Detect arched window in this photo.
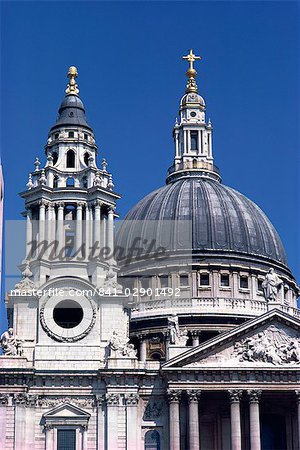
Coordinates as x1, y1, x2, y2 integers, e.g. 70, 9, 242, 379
66, 150, 75, 168
52, 151, 58, 166
66, 177, 75, 187
84, 152, 90, 166
145, 430, 160, 450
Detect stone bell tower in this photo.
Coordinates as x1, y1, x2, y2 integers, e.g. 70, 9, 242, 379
5, 67, 130, 371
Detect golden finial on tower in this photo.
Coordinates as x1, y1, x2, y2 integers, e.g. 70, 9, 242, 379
65, 66, 79, 96
182, 49, 201, 93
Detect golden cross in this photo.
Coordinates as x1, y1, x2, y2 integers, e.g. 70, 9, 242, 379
182, 49, 201, 72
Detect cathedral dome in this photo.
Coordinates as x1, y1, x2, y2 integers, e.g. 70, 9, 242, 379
116, 177, 289, 272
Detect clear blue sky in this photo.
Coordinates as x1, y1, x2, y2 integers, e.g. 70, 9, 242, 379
0, 1, 299, 330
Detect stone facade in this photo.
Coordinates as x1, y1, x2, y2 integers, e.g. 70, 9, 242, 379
0, 57, 299, 450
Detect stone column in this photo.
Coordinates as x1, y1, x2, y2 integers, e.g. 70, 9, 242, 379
125, 393, 139, 450
247, 390, 262, 450
106, 393, 120, 450
46, 203, 55, 258
85, 204, 90, 260
107, 206, 115, 259
191, 330, 201, 347
229, 390, 243, 450
82, 425, 88, 450
44, 424, 54, 450
0, 395, 9, 450
138, 334, 147, 362
168, 389, 181, 450
38, 200, 46, 245
56, 202, 64, 257
26, 207, 33, 258
95, 395, 105, 450
296, 391, 300, 450
76, 202, 84, 256
93, 200, 102, 248
187, 390, 201, 450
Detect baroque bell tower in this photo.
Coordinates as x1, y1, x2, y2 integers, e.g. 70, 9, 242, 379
6, 67, 130, 371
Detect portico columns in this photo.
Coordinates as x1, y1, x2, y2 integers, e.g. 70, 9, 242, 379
95, 395, 105, 450
187, 390, 201, 450
125, 393, 139, 450
247, 390, 262, 450
296, 390, 300, 450
167, 389, 181, 450
229, 390, 242, 450
106, 393, 120, 450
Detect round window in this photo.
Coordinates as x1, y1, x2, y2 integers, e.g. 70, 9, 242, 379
53, 300, 83, 329
190, 111, 197, 117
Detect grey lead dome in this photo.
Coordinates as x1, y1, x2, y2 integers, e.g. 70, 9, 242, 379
117, 177, 288, 269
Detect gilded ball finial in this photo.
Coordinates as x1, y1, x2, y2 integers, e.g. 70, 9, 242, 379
65, 65, 79, 96
68, 66, 78, 78
182, 49, 201, 93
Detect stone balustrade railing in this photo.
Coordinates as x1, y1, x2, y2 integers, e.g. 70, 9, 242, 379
131, 297, 300, 319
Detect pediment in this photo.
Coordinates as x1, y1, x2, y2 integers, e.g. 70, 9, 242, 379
162, 309, 300, 370
43, 402, 91, 419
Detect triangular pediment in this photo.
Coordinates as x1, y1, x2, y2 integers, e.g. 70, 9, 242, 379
162, 309, 300, 370
43, 402, 91, 419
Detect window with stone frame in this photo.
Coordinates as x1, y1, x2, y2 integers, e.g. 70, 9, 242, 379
179, 274, 189, 286
199, 272, 210, 286
220, 273, 230, 287
240, 275, 249, 289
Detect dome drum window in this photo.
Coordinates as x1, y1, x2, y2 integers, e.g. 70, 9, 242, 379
159, 276, 169, 288
179, 274, 189, 287
240, 275, 249, 290
199, 273, 210, 287
220, 274, 230, 288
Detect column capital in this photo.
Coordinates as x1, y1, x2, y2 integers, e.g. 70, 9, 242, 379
56, 201, 65, 209
186, 389, 201, 403
93, 394, 106, 407
105, 392, 120, 406
108, 204, 116, 213
191, 330, 201, 338
93, 199, 103, 208
247, 389, 262, 403
124, 393, 139, 406
167, 389, 182, 403
0, 393, 9, 405
228, 389, 243, 403
38, 199, 48, 208
44, 424, 53, 432
77, 201, 85, 209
